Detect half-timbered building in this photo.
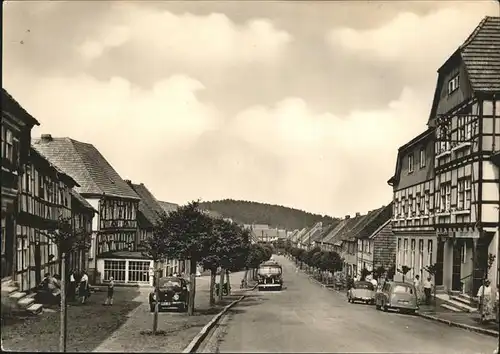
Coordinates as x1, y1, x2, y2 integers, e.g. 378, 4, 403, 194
15, 148, 78, 291
388, 129, 438, 283
1, 89, 39, 280
32, 135, 141, 284
69, 190, 96, 273
427, 16, 500, 296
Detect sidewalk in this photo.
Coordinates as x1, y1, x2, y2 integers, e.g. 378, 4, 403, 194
418, 299, 499, 337
93, 271, 249, 353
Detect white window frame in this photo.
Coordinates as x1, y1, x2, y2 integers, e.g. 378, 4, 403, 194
419, 148, 426, 168
427, 240, 433, 266
464, 179, 472, 209
418, 240, 424, 275
104, 260, 126, 282
408, 154, 414, 173
128, 261, 151, 283
448, 75, 459, 95
461, 244, 467, 264
403, 239, 408, 266
457, 180, 465, 210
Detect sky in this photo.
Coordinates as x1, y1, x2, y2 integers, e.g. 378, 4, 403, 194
3, 1, 499, 218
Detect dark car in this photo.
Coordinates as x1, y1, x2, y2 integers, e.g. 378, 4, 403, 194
149, 276, 189, 312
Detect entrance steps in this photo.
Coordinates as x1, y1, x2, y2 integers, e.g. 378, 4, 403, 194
438, 292, 477, 313
1, 279, 44, 315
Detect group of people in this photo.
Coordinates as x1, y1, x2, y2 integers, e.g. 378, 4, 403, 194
36, 269, 91, 306
412, 275, 434, 305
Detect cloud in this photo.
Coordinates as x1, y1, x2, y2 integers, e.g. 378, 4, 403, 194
5, 68, 427, 216
326, 4, 495, 64
77, 6, 292, 64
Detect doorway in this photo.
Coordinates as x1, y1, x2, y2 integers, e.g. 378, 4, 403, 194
452, 240, 462, 291
435, 240, 444, 285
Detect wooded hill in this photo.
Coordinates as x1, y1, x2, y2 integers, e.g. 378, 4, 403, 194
199, 199, 338, 230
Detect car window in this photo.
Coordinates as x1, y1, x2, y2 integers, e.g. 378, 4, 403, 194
393, 285, 413, 294
159, 278, 182, 287
258, 266, 282, 275
354, 282, 374, 290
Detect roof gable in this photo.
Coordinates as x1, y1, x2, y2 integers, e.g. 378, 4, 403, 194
128, 182, 166, 225
32, 136, 139, 200
352, 203, 393, 240
158, 201, 179, 214
70, 189, 97, 213
2, 88, 40, 127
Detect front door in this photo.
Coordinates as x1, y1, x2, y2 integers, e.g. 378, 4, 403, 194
1, 213, 15, 279
435, 240, 444, 285
452, 241, 462, 291
34, 240, 42, 286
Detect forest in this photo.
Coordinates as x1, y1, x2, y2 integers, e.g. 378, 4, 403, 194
200, 199, 339, 230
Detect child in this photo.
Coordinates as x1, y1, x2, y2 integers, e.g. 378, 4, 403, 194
104, 277, 114, 306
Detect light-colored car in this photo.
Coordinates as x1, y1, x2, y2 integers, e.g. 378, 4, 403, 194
375, 281, 418, 314
347, 281, 375, 304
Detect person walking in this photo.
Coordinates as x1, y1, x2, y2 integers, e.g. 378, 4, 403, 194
413, 275, 422, 304
423, 276, 433, 305
79, 270, 89, 304
476, 279, 495, 323
104, 277, 115, 306
68, 270, 77, 302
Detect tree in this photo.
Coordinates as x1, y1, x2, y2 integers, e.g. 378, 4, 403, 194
141, 213, 170, 335
360, 268, 372, 281
386, 264, 396, 281
160, 201, 214, 316
47, 214, 91, 352
397, 265, 412, 283
317, 251, 343, 283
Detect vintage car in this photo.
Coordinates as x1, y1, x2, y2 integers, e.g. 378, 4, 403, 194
347, 280, 375, 304
258, 261, 283, 291
375, 281, 418, 314
149, 276, 189, 312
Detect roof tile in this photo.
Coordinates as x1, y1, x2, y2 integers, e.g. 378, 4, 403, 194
32, 137, 139, 200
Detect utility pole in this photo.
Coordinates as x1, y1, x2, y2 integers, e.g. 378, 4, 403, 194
59, 252, 67, 353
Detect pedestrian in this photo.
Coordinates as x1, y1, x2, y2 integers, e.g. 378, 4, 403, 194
370, 276, 378, 289
68, 270, 76, 302
104, 277, 115, 306
79, 270, 89, 304
476, 279, 495, 323
413, 275, 422, 304
423, 276, 433, 305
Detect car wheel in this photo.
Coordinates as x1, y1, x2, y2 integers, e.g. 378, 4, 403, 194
382, 302, 388, 312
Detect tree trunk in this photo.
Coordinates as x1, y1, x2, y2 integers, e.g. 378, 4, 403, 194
209, 268, 216, 306
59, 252, 67, 353
226, 270, 231, 295
188, 258, 197, 316
153, 263, 159, 335
218, 268, 225, 302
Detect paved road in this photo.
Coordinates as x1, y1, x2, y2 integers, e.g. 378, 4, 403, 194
209, 256, 498, 354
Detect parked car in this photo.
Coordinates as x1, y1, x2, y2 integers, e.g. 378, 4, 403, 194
149, 276, 189, 312
375, 281, 418, 314
347, 280, 375, 304
257, 261, 283, 291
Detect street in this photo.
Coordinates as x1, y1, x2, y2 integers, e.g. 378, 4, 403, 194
207, 256, 498, 354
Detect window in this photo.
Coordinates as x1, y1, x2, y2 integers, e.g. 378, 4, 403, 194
408, 154, 414, 173
411, 239, 416, 276
457, 179, 465, 210
128, 261, 151, 283
104, 260, 126, 282
4, 128, 14, 162
448, 75, 459, 95
393, 285, 414, 294
419, 148, 426, 168
440, 183, 451, 211
427, 240, 433, 266
424, 192, 430, 215
397, 239, 402, 266
419, 240, 424, 275
465, 116, 472, 140
403, 239, 408, 266
461, 244, 467, 264
464, 179, 472, 209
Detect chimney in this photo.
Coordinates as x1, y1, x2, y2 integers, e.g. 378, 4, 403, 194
355, 212, 361, 217
41, 134, 53, 142
345, 215, 350, 220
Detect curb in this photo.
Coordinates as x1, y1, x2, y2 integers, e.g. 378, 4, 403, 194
418, 312, 499, 338
182, 285, 257, 353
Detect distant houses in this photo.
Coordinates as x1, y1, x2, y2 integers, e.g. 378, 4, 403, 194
244, 224, 287, 244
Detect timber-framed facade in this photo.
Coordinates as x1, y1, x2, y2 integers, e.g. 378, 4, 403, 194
1, 89, 40, 280
427, 16, 499, 295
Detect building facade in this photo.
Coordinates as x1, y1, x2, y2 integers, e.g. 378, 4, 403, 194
428, 17, 500, 295
356, 220, 395, 276
388, 129, 438, 283
1, 89, 39, 280
32, 135, 141, 284
69, 190, 96, 273
15, 148, 79, 291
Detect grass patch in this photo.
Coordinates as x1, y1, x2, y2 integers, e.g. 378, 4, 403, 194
1, 288, 141, 352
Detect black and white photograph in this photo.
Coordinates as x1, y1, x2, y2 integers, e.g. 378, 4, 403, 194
1, 0, 499, 353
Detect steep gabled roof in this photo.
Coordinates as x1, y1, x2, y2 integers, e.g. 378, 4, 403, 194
301, 222, 322, 244
351, 203, 393, 240
30, 147, 79, 188
2, 88, 40, 126
32, 136, 139, 200
460, 16, 500, 93
70, 189, 97, 213
127, 182, 165, 226
322, 219, 348, 244
368, 219, 392, 240
158, 201, 179, 214
428, 16, 500, 124
329, 216, 365, 245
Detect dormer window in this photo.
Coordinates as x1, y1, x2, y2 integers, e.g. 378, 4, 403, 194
408, 154, 414, 173
448, 75, 459, 95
